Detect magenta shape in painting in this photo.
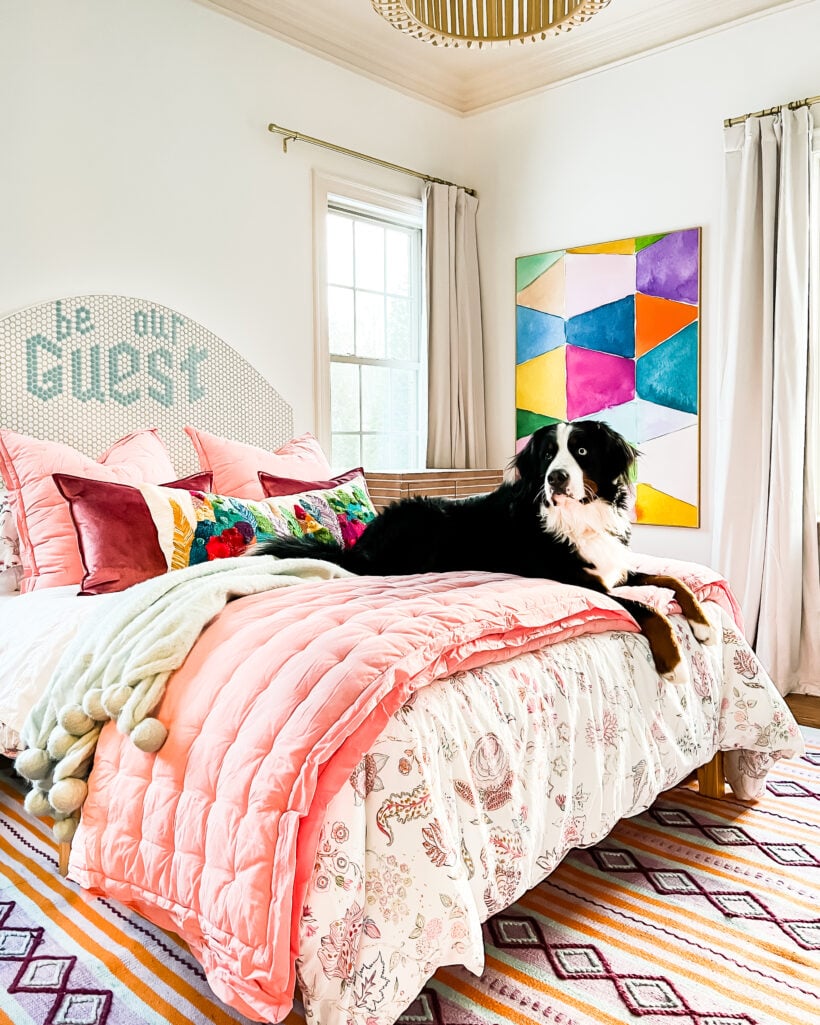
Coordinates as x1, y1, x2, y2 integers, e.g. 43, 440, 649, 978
566, 345, 636, 420
636, 229, 699, 304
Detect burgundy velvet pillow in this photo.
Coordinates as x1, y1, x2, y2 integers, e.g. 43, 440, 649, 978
53, 471, 212, 595
257, 466, 364, 498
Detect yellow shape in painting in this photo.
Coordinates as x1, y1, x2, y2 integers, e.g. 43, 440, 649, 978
516, 258, 565, 317
567, 237, 636, 256
516, 347, 566, 421
635, 483, 698, 527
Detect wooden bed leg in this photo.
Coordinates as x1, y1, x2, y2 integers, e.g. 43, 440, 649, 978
697, 751, 725, 799
58, 842, 71, 877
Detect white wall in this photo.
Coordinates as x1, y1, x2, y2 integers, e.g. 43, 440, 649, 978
466, 0, 820, 564
4, 0, 819, 565
0, 0, 467, 437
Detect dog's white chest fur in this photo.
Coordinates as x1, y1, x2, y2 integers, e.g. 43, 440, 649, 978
540, 499, 631, 590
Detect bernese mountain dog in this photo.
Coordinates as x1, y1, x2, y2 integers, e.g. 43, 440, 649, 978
253, 420, 716, 682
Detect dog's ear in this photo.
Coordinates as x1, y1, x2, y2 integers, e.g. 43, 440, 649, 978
510, 426, 551, 484
589, 421, 639, 478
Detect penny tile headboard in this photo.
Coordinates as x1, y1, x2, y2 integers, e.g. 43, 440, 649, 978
0, 296, 294, 474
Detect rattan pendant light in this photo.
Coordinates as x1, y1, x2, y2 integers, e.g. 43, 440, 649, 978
371, 0, 612, 48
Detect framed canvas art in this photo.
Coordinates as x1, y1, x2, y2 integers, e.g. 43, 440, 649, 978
515, 228, 701, 527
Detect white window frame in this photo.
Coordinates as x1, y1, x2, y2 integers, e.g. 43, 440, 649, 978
312, 171, 427, 470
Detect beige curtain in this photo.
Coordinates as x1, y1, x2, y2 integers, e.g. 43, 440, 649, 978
424, 182, 487, 468
712, 106, 820, 695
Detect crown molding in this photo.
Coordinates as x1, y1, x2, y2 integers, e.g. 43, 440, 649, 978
194, 0, 809, 115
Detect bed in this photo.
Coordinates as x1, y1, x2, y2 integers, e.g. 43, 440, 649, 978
0, 296, 804, 1025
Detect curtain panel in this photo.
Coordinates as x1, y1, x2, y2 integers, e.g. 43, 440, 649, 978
424, 183, 488, 469
713, 106, 820, 695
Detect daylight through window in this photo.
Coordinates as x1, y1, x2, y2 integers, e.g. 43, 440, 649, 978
324, 196, 425, 471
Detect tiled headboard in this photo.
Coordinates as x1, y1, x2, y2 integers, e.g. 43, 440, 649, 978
0, 296, 294, 474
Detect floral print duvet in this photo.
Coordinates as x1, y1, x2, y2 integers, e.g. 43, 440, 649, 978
297, 604, 803, 1025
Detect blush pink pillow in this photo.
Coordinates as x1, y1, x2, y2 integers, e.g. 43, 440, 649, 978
184, 426, 332, 500
0, 428, 176, 592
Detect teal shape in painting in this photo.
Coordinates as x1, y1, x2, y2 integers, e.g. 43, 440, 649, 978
516, 306, 566, 364
636, 322, 698, 414
566, 295, 635, 358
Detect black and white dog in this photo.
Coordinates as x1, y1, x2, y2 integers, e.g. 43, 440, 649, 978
253, 420, 715, 681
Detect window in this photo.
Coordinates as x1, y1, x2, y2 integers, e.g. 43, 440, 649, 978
314, 176, 426, 471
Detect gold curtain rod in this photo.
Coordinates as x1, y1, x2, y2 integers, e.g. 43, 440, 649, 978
724, 93, 820, 128
267, 122, 476, 197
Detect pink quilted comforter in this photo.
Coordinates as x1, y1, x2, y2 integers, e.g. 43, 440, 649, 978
69, 561, 739, 1021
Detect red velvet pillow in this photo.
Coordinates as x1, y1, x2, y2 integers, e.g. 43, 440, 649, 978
53, 472, 212, 595
257, 466, 364, 498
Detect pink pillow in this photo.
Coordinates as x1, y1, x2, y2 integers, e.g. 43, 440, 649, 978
257, 466, 364, 498
184, 426, 332, 500
53, 472, 212, 595
0, 428, 176, 592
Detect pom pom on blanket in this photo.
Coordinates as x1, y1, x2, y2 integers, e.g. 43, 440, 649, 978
131, 718, 167, 752
16, 555, 352, 842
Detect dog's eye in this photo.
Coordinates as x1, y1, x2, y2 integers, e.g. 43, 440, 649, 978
577, 447, 587, 456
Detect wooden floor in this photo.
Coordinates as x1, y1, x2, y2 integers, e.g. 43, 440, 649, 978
785, 693, 820, 729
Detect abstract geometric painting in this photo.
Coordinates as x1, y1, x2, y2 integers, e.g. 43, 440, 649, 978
515, 228, 701, 527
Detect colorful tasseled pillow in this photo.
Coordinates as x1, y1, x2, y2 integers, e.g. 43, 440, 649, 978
53, 472, 213, 595
139, 474, 376, 570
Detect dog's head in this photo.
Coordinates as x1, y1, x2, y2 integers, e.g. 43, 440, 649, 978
514, 420, 638, 509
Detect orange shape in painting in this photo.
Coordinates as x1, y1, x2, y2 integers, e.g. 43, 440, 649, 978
516, 258, 565, 317
635, 293, 698, 357
567, 237, 635, 256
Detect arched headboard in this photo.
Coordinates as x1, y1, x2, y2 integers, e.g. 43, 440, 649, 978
0, 296, 294, 474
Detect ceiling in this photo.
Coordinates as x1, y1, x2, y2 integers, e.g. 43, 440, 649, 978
195, 0, 803, 114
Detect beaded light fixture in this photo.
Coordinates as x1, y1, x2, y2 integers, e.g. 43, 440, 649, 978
371, 0, 612, 48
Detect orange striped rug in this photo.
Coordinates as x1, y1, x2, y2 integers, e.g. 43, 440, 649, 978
1, 736, 818, 1025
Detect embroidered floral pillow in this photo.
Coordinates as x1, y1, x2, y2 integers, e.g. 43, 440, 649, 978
0, 489, 23, 595
139, 475, 376, 570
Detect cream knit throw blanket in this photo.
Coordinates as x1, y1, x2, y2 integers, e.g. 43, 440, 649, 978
15, 555, 351, 841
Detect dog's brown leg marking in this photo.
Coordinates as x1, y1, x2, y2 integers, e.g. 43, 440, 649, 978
575, 573, 684, 680
628, 572, 713, 637
627, 603, 683, 677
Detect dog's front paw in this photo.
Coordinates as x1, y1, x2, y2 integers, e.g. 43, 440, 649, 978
691, 618, 718, 645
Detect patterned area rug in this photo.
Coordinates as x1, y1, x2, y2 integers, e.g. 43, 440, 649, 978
1, 736, 818, 1025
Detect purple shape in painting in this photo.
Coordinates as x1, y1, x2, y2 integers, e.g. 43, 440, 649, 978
636, 229, 699, 304
566, 345, 636, 420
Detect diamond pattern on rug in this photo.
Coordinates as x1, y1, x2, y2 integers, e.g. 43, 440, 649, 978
589, 843, 820, 949
1, 902, 112, 1025
650, 805, 820, 866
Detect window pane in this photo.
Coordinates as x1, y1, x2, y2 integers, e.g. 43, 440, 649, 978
330, 361, 360, 431
386, 296, 414, 360
355, 291, 385, 358
332, 433, 361, 470
390, 368, 418, 431
361, 364, 390, 432
385, 228, 411, 296
354, 221, 384, 292
327, 214, 353, 287
363, 434, 392, 470
389, 434, 417, 470
328, 286, 354, 355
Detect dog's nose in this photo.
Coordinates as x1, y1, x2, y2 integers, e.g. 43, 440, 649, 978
548, 469, 569, 490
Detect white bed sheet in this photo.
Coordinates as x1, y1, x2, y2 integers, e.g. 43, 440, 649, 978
0, 587, 115, 752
